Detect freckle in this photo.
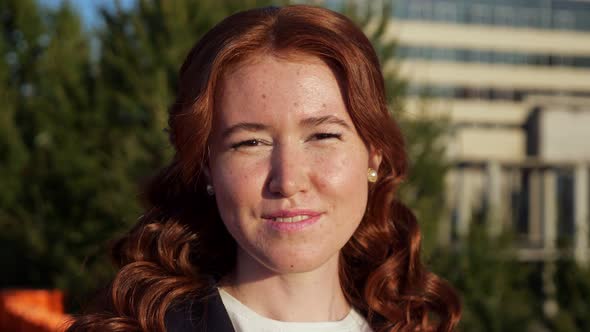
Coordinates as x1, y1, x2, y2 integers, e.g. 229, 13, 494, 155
322, 103, 327, 108
293, 102, 299, 107
290, 264, 294, 268
261, 94, 266, 99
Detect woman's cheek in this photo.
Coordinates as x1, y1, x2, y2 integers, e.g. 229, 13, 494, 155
311, 148, 365, 192
215, 156, 267, 208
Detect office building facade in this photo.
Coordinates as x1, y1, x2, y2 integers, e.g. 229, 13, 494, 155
376, 0, 590, 264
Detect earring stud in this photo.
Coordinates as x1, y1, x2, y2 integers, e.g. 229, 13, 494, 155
367, 168, 378, 183
206, 184, 215, 196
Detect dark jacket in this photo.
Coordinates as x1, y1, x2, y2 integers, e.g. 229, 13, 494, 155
165, 288, 235, 332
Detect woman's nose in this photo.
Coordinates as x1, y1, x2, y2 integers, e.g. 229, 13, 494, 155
268, 144, 309, 198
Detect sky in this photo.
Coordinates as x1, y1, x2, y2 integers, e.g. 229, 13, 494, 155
36, 0, 590, 27
38, 0, 137, 28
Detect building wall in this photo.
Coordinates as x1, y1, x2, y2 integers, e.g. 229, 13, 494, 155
537, 106, 590, 161
384, 0, 590, 263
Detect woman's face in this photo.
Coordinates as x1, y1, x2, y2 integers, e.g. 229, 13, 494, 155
207, 54, 381, 275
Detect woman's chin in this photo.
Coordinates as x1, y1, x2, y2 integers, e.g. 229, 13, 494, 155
254, 249, 339, 275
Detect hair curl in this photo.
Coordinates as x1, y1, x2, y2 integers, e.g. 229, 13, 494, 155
67, 5, 461, 332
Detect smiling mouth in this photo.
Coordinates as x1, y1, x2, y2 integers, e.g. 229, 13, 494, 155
268, 215, 313, 223
262, 211, 322, 231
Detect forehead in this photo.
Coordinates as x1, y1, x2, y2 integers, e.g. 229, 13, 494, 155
215, 54, 348, 122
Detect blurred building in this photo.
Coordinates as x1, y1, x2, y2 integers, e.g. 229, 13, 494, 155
377, 0, 590, 265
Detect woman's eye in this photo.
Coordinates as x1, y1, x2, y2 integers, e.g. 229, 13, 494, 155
311, 132, 342, 141
231, 139, 264, 149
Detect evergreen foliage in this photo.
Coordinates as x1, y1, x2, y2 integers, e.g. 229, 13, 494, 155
0, 1, 588, 330
551, 261, 590, 332
1, 0, 120, 304
431, 226, 539, 331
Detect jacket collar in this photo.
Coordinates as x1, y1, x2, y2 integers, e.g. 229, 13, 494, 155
165, 287, 235, 332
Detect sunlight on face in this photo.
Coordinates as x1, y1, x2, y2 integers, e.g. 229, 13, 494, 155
208, 54, 381, 275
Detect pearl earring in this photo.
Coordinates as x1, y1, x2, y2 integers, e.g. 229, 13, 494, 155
367, 168, 378, 183
206, 184, 215, 196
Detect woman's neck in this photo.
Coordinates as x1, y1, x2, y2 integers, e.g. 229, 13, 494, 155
219, 250, 350, 322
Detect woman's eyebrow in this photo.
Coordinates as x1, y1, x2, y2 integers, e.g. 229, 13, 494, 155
221, 122, 268, 139
221, 115, 350, 138
300, 115, 351, 130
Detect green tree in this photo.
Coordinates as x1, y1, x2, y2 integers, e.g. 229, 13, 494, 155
0, 0, 117, 298
551, 261, 590, 332
431, 226, 539, 331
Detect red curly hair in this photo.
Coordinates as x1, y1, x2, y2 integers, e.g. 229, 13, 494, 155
67, 5, 461, 332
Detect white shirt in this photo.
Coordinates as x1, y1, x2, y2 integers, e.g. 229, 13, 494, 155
218, 288, 373, 332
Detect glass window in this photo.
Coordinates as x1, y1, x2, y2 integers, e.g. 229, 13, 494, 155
392, 45, 590, 69
408, 1, 433, 21
395, 46, 408, 58
573, 9, 590, 31
390, 0, 590, 31
540, 8, 552, 29
391, 0, 409, 19
519, 8, 542, 28
456, 49, 469, 62
470, 4, 492, 25
554, 10, 575, 30
516, 53, 528, 65
435, 1, 459, 22
494, 6, 514, 25
557, 169, 575, 240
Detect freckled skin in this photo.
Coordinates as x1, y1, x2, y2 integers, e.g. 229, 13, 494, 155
208, 55, 381, 275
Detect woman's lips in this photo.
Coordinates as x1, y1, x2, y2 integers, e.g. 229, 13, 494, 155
262, 210, 322, 232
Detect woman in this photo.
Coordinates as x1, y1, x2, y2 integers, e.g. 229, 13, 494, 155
68, 5, 460, 332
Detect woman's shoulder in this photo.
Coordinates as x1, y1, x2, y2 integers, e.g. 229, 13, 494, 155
165, 288, 235, 332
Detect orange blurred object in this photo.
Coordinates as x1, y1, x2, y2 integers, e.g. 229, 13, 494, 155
0, 289, 72, 332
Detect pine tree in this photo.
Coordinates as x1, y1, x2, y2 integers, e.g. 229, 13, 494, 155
0, 0, 114, 296
551, 261, 590, 332
431, 226, 539, 331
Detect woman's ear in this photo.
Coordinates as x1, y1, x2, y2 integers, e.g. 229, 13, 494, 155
203, 146, 213, 181
202, 164, 213, 189
369, 145, 383, 172
202, 164, 215, 196
203, 166, 211, 180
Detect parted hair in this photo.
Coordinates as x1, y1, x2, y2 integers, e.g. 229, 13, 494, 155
67, 5, 461, 332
